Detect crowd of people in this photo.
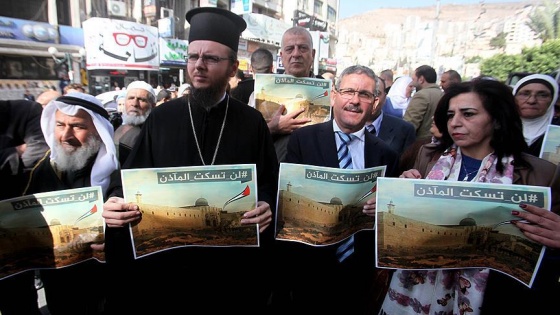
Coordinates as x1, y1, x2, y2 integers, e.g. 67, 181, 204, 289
1, 6, 560, 315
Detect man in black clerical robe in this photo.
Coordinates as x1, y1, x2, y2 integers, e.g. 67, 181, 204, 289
102, 7, 278, 315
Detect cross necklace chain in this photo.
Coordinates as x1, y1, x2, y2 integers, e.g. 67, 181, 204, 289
188, 96, 229, 166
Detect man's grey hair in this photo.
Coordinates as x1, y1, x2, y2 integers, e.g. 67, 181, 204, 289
335, 65, 379, 96
281, 26, 313, 48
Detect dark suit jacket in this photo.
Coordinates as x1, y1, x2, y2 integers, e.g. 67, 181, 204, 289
377, 112, 416, 157
230, 78, 254, 104
286, 120, 400, 175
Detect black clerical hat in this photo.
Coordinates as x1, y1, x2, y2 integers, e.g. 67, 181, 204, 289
186, 7, 247, 52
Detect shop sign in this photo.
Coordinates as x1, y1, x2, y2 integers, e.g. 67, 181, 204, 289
0, 16, 58, 43
159, 38, 188, 67
231, 0, 252, 15
83, 18, 159, 70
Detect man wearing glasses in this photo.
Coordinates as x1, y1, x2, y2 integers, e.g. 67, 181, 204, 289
273, 65, 399, 314
102, 7, 278, 314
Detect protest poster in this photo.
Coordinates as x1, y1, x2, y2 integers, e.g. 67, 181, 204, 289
254, 73, 332, 125
121, 164, 259, 258
276, 162, 385, 246
0, 186, 104, 279
376, 177, 550, 287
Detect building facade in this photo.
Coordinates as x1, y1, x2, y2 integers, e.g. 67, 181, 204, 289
0, 0, 340, 100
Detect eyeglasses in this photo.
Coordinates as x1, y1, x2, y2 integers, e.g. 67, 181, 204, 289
185, 54, 232, 65
516, 90, 552, 102
335, 88, 376, 102
113, 33, 148, 48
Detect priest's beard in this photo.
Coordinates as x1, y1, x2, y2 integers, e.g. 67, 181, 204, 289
189, 76, 229, 110
122, 109, 151, 126
53, 134, 102, 172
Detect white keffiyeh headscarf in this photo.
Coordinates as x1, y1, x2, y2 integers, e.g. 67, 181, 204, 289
513, 74, 559, 146
41, 92, 118, 196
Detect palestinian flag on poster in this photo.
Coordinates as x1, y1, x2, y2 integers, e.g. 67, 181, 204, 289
223, 185, 251, 209
356, 184, 377, 204
74, 204, 98, 225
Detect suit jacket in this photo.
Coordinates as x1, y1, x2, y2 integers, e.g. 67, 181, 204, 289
230, 78, 254, 105
286, 120, 400, 174
403, 83, 443, 139
377, 112, 416, 157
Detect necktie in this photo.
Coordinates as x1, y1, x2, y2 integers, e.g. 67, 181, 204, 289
335, 131, 355, 262
336, 132, 354, 169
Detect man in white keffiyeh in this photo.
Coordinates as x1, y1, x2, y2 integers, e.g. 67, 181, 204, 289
31, 91, 118, 196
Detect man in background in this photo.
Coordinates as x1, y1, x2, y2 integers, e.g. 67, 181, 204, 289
0, 99, 48, 199
440, 69, 462, 93
23, 89, 35, 101
366, 76, 416, 157
63, 83, 86, 94
231, 47, 274, 104
380, 69, 394, 93
404, 65, 443, 139
269, 26, 325, 162
0, 99, 49, 315
156, 89, 172, 106
36, 90, 62, 108
113, 81, 156, 165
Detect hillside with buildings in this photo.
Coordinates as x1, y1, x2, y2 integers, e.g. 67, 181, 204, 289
335, 0, 541, 78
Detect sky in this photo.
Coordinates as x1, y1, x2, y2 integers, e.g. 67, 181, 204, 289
338, 0, 513, 19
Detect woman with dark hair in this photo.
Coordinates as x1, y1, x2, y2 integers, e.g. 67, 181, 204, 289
379, 79, 560, 314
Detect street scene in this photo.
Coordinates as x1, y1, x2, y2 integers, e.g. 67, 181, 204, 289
1, 0, 559, 314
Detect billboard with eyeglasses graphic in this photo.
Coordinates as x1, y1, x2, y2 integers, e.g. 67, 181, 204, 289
83, 18, 159, 70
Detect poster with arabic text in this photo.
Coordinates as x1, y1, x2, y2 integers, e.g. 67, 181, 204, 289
121, 164, 259, 259
376, 177, 550, 287
0, 186, 105, 280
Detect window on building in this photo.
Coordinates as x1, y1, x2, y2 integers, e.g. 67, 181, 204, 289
314, 0, 323, 16
0, 56, 58, 80
327, 5, 336, 23
4, 0, 48, 22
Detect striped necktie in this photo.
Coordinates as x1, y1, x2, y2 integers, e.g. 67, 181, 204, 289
335, 131, 355, 262
337, 132, 354, 169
